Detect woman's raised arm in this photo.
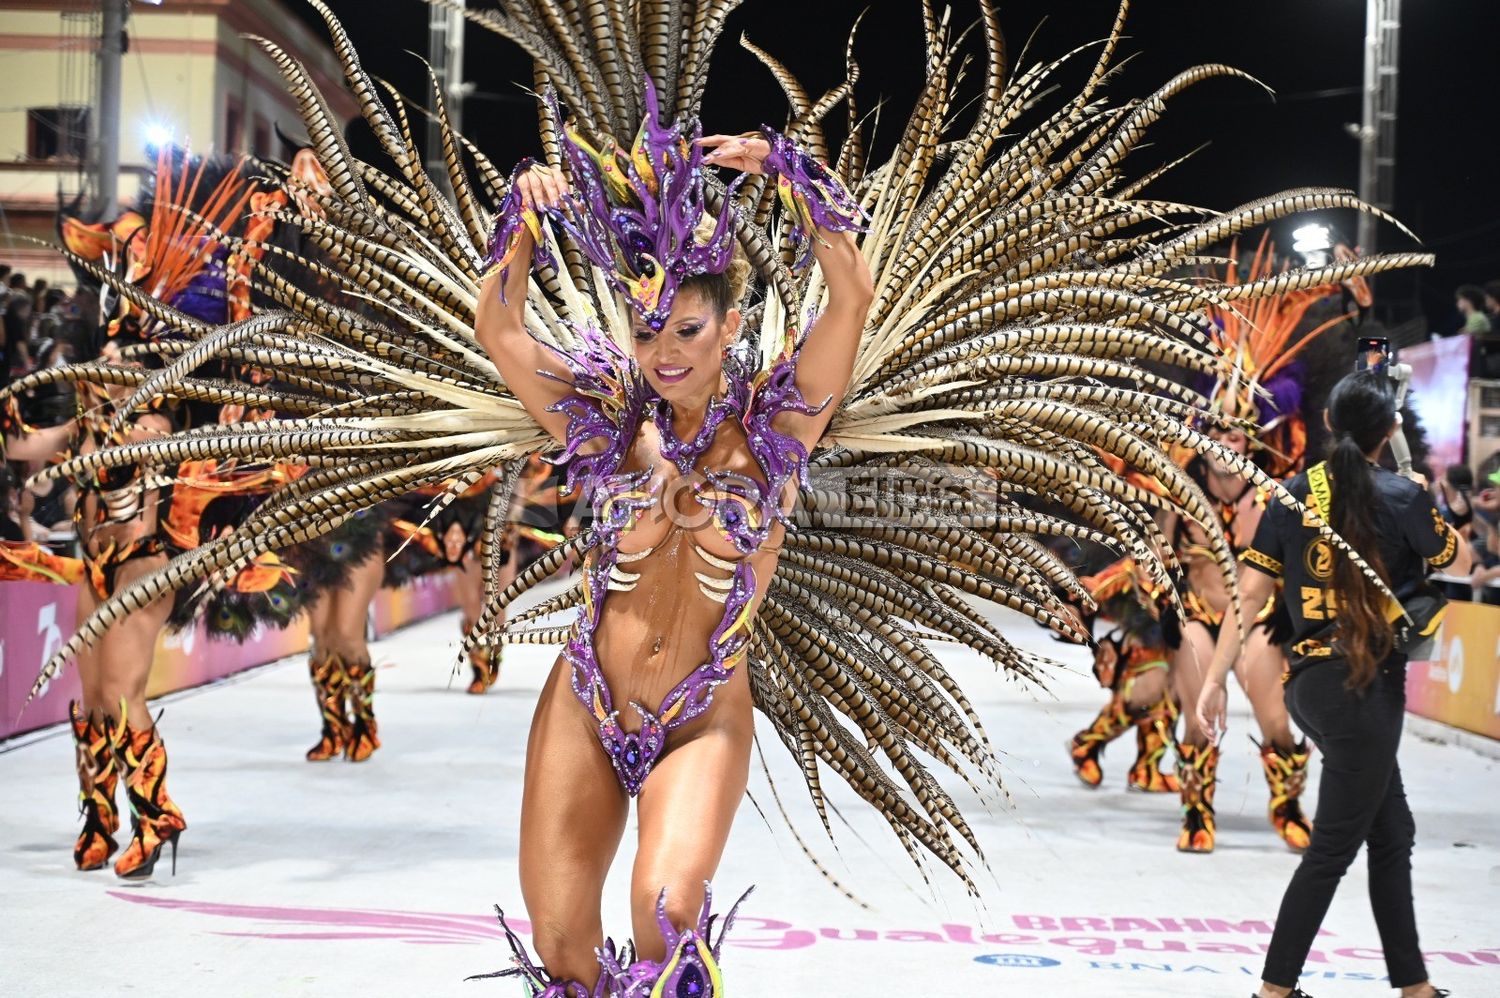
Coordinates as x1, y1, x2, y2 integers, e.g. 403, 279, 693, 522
474, 166, 579, 445
699, 131, 873, 448
785, 225, 875, 444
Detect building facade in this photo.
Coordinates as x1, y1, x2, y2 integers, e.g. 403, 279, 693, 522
0, 0, 357, 283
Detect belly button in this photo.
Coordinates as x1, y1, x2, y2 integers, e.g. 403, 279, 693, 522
652, 636, 663, 655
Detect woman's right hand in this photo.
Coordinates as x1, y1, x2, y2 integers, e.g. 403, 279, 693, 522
514, 163, 571, 212
1196, 678, 1229, 743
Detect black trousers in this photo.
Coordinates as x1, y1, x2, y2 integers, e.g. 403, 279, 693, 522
1262, 655, 1428, 988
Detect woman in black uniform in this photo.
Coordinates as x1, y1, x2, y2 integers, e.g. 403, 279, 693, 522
1195, 370, 1471, 998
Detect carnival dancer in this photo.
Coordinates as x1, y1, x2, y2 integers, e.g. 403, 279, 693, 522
4, 336, 186, 879
1166, 424, 1309, 854
24, 2, 1434, 991
388, 456, 570, 695
1071, 239, 1358, 854
2, 150, 294, 877
1067, 551, 1181, 795
1168, 242, 1364, 855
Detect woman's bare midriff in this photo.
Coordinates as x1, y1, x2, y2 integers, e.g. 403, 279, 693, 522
78, 489, 159, 559
563, 416, 781, 748
1180, 490, 1266, 619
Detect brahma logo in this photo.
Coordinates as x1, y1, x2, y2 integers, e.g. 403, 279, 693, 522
975, 954, 1061, 969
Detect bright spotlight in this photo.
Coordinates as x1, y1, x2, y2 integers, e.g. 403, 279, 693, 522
143, 121, 174, 148
1292, 224, 1332, 254
1292, 223, 1332, 267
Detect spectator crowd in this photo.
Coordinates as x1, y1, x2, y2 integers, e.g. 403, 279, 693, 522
1434, 452, 1500, 604
0, 263, 92, 547
1454, 280, 1500, 378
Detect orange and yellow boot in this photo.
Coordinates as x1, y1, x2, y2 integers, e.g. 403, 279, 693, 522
306, 652, 350, 761
344, 658, 380, 762
69, 701, 120, 870
110, 710, 187, 880
465, 646, 501, 695
1126, 695, 1181, 794
1176, 741, 1218, 853
1068, 694, 1133, 787
1259, 739, 1314, 852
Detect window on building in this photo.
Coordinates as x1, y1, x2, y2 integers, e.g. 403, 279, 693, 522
224, 102, 243, 153
252, 117, 270, 159
27, 107, 90, 161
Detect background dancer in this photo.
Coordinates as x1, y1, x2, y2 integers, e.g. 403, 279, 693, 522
11, 153, 278, 880
1072, 240, 1354, 853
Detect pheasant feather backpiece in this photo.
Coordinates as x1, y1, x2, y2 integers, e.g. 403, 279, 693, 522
11, 0, 1433, 887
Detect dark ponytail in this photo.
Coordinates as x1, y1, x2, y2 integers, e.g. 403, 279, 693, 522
1325, 370, 1395, 689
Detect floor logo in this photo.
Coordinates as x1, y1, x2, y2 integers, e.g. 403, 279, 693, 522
975, 954, 1061, 969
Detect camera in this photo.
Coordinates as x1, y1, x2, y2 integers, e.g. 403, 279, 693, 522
1353, 336, 1416, 476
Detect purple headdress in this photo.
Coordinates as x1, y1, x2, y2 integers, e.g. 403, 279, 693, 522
550, 78, 745, 331
485, 79, 864, 329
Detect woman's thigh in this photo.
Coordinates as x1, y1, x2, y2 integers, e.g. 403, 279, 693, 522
325, 552, 382, 657
630, 688, 753, 957
518, 658, 630, 975
94, 554, 171, 713
1235, 625, 1293, 740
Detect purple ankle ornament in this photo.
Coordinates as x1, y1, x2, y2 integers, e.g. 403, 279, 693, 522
469, 907, 610, 997
598, 884, 753, 998
475, 885, 752, 997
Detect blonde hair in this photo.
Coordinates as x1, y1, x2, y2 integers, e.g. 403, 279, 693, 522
691, 215, 751, 310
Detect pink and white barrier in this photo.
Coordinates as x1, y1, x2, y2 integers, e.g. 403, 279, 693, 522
1, 582, 84, 741
1, 576, 457, 742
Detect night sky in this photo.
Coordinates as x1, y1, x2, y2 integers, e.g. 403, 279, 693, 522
302, 0, 1500, 331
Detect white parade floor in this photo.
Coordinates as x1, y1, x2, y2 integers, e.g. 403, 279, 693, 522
2, 586, 1497, 997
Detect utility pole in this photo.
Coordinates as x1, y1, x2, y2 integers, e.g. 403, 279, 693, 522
1357, 0, 1401, 257
89, 0, 128, 219
425, 0, 467, 199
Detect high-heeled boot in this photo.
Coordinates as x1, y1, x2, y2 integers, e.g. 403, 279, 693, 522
305, 652, 350, 761
1176, 741, 1218, 853
466, 647, 500, 696
110, 710, 187, 879
70, 701, 120, 870
1068, 694, 1133, 787
1126, 695, 1181, 793
1259, 738, 1313, 852
344, 657, 380, 762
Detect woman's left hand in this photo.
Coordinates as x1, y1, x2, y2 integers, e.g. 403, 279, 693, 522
1196, 678, 1229, 742
698, 134, 771, 174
